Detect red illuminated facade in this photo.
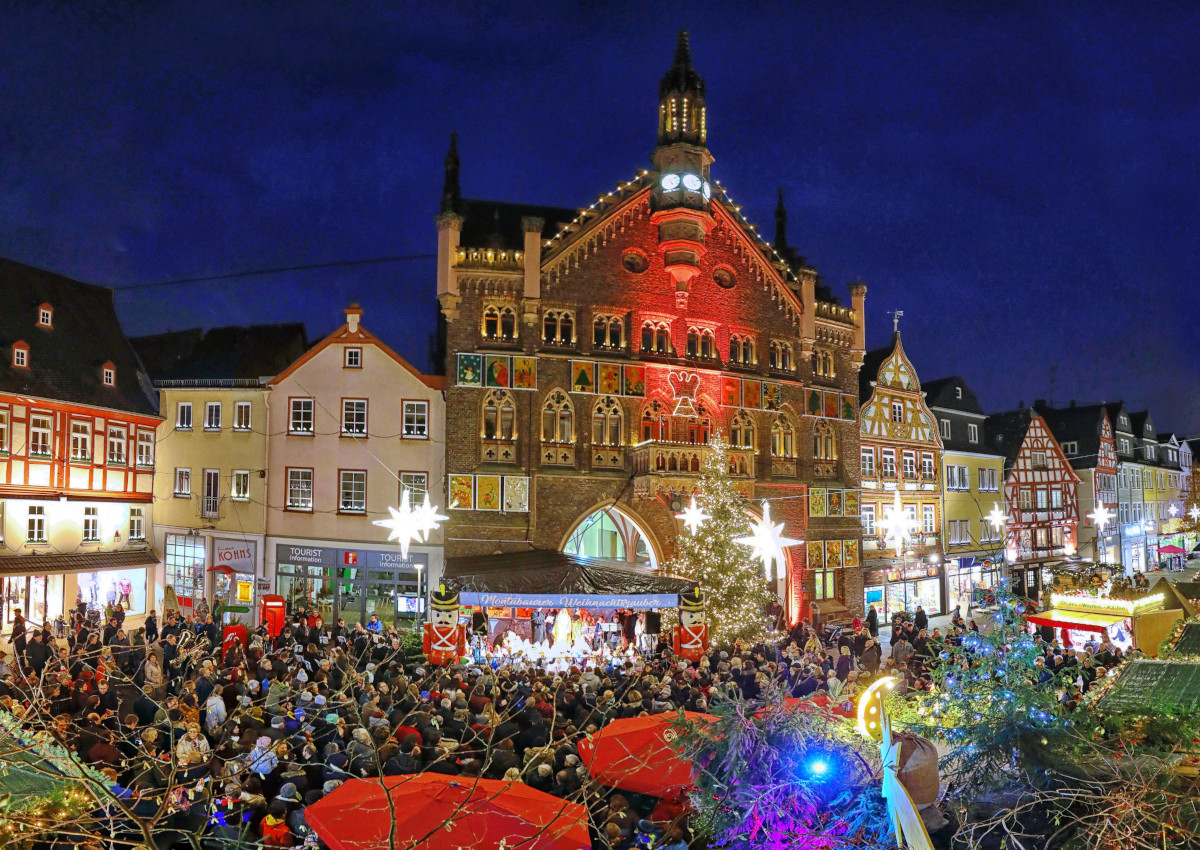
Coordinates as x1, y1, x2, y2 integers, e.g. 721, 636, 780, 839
437, 34, 868, 620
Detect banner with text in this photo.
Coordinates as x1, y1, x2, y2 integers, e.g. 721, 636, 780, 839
458, 592, 679, 610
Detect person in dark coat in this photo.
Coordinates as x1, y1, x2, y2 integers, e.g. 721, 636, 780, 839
143, 610, 158, 644
10, 609, 27, 664
865, 605, 879, 638
913, 606, 928, 633
25, 629, 51, 676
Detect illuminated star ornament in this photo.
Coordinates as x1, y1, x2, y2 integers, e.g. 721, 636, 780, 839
878, 491, 918, 557
1191, 506, 1200, 522
1087, 504, 1113, 530
986, 505, 1010, 532
735, 500, 801, 581
373, 489, 448, 559
675, 495, 710, 536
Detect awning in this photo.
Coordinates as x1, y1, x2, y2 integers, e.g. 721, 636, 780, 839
1027, 609, 1129, 634
0, 549, 159, 576
443, 550, 694, 609
1158, 545, 1187, 555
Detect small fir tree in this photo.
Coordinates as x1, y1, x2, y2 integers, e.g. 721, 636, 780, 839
666, 433, 777, 645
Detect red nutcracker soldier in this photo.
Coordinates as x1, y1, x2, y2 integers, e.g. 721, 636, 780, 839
423, 585, 466, 666
672, 588, 709, 663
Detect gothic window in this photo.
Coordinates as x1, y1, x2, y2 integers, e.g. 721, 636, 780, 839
541, 390, 573, 443
769, 341, 793, 371
592, 396, 624, 446
685, 403, 713, 445
640, 400, 668, 442
482, 390, 516, 441
771, 419, 795, 458
728, 334, 755, 365
542, 310, 574, 346
685, 327, 715, 359
812, 346, 836, 378
482, 304, 518, 341
730, 411, 755, 448
813, 420, 838, 461
686, 328, 699, 357
641, 321, 671, 354
593, 314, 625, 350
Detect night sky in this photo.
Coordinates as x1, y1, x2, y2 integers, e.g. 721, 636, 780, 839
3, 3, 1198, 432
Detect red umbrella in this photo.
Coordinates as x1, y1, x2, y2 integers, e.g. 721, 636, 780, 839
305, 775, 590, 850
1159, 545, 1186, 554
577, 711, 714, 796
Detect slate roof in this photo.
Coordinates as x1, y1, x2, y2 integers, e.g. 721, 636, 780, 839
0, 257, 158, 417
1033, 402, 1110, 471
985, 408, 1035, 467
1129, 410, 1155, 440
923, 376, 986, 416
923, 376, 1001, 456
1104, 402, 1132, 434
457, 199, 579, 252
132, 324, 308, 383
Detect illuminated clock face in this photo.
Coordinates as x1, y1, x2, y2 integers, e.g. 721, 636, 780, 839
660, 173, 681, 191
682, 173, 702, 192
702, 181, 712, 200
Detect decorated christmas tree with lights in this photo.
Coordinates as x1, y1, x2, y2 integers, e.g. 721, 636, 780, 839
666, 433, 780, 645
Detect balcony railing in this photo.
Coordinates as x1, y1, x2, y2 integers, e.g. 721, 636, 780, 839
541, 443, 575, 466
631, 441, 756, 478
815, 301, 856, 325
202, 495, 220, 519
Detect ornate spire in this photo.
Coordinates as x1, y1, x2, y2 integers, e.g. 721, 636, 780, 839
657, 30, 707, 147
441, 132, 461, 214
659, 30, 705, 101
775, 187, 788, 252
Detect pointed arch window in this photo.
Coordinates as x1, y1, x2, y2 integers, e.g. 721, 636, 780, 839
593, 314, 625, 350
640, 400, 668, 442
482, 390, 516, 441
542, 310, 574, 346
813, 420, 838, 461
729, 333, 755, 365
641, 321, 671, 355
592, 396, 624, 446
772, 419, 795, 458
770, 340, 793, 371
730, 411, 755, 448
541, 390, 573, 443
685, 403, 713, 445
483, 304, 518, 341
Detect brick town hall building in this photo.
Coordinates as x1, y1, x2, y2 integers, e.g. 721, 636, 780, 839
437, 34, 868, 622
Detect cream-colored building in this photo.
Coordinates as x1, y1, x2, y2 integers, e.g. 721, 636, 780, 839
264, 304, 445, 628
133, 325, 307, 619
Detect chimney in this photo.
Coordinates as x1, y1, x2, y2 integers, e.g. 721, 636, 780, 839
345, 303, 363, 334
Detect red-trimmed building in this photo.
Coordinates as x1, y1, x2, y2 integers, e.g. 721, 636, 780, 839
0, 258, 162, 632
986, 408, 1081, 600
437, 33, 867, 621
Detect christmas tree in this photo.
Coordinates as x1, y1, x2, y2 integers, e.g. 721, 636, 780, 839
666, 433, 777, 644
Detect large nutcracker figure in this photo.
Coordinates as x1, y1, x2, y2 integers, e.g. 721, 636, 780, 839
672, 587, 709, 663
423, 585, 466, 666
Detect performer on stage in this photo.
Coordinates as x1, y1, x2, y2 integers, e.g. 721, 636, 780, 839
672, 588, 709, 663
423, 585, 466, 666
531, 608, 547, 645
552, 607, 573, 650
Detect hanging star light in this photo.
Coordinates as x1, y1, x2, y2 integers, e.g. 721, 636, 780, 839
1169, 503, 1179, 518
1087, 504, 1113, 531
878, 491, 918, 557
734, 500, 801, 581
1191, 506, 1200, 522
412, 492, 450, 542
675, 495, 710, 536
986, 505, 1010, 532
373, 489, 423, 559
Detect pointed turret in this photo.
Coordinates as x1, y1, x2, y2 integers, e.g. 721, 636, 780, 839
657, 31, 706, 146
441, 132, 461, 214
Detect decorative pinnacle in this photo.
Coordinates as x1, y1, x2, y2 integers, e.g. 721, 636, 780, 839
659, 30, 705, 99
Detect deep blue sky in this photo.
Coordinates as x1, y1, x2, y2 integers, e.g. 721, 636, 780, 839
2, 2, 1198, 432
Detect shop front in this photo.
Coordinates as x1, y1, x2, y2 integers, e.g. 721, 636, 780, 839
945, 556, 1005, 614
863, 563, 944, 618
0, 551, 158, 632
274, 543, 425, 629
210, 538, 258, 622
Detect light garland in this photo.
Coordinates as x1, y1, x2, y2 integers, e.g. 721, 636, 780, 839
1050, 592, 1164, 615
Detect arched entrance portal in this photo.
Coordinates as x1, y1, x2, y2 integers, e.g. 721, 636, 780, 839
563, 505, 659, 570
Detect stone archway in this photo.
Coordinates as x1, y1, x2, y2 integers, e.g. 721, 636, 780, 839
560, 503, 662, 570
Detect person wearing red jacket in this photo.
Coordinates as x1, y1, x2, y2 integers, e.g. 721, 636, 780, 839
423, 586, 466, 666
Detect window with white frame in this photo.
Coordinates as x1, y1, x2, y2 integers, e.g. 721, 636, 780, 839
174, 468, 191, 496
344, 347, 362, 368
0, 408, 8, 452
881, 449, 896, 478
861, 504, 876, 536
136, 431, 154, 466
1051, 488, 1063, 509
948, 519, 970, 545
947, 465, 968, 491
129, 507, 144, 540
403, 401, 428, 438
202, 470, 220, 518
923, 504, 936, 534
1118, 437, 1130, 454
83, 507, 100, 541
234, 402, 252, 431
1031, 451, 1046, 469
341, 399, 367, 435
902, 451, 916, 478
290, 398, 314, 433
1061, 441, 1078, 456
860, 447, 875, 477
1019, 488, 1032, 510
939, 419, 951, 439
921, 454, 935, 479
400, 472, 428, 503
232, 470, 250, 501
339, 470, 366, 512
28, 505, 46, 542
12, 345, 28, 368
102, 366, 115, 386
287, 469, 313, 510
979, 467, 999, 492
1035, 488, 1048, 509
70, 421, 91, 461
38, 306, 52, 327
29, 414, 52, 457
176, 402, 193, 430
204, 402, 222, 430
1132, 501, 1142, 523
165, 534, 204, 602
955, 386, 962, 399
1051, 526, 1064, 547
891, 401, 904, 423
967, 423, 979, 443
107, 425, 126, 465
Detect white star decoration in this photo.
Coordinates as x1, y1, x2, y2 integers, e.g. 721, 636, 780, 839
735, 500, 801, 581
1087, 504, 1113, 530
675, 495, 710, 536
373, 489, 448, 559
878, 491, 919, 557
985, 505, 1010, 532
1191, 506, 1200, 522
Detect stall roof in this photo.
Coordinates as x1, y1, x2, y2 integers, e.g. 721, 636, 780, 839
1027, 609, 1128, 634
443, 550, 696, 597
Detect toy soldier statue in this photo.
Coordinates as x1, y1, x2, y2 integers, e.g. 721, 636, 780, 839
672, 587, 709, 663
423, 585, 466, 666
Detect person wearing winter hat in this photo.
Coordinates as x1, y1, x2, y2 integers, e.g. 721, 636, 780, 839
276, 782, 302, 805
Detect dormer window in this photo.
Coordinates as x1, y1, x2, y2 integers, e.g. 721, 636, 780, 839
101, 362, 116, 386
37, 304, 53, 328
12, 342, 28, 369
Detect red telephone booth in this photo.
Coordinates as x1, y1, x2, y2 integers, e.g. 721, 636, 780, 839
259, 595, 287, 638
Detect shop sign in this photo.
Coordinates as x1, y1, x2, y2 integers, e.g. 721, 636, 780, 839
256, 578, 271, 591
276, 543, 427, 573
214, 539, 257, 573
458, 592, 678, 610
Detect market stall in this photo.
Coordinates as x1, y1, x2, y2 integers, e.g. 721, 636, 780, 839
1027, 589, 1188, 655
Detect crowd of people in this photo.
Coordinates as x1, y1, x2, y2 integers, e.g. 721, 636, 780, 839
0, 593, 1138, 850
